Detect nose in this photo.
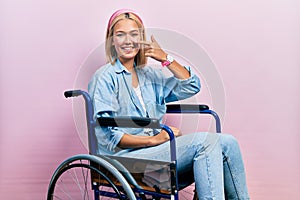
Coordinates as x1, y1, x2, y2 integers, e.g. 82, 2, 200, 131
124, 34, 132, 44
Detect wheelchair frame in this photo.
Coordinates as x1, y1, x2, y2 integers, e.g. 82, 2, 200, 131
47, 90, 221, 200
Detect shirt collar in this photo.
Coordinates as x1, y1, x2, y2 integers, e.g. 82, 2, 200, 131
114, 58, 141, 74
113, 58, 148, 79
113, 59, 127, 73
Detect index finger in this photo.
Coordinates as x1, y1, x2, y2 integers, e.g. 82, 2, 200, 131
137, 40, 152, 46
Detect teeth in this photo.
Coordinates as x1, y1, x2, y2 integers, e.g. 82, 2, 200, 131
122, 47, 133, 49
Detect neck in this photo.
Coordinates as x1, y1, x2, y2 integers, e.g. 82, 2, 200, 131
119, 58, 135, 72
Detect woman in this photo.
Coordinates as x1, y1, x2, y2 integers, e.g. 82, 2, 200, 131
88, 9, 250, 200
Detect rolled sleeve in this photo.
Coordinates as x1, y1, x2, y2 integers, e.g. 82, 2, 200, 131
95, 112, 124, 154
88, 65, 124, 154
94, 126, 124, 154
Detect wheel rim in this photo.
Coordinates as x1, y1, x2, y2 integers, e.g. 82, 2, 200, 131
47, 160, 125, 200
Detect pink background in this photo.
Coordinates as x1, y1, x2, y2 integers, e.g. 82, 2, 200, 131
1, 0, 299, 199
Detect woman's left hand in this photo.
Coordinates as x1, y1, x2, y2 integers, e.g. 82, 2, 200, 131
139, 35, 167, 62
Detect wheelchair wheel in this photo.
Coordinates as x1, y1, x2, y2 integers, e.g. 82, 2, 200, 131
47, 154, 136, 200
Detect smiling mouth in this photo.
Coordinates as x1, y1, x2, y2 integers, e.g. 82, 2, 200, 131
120, 45, 140, 53
121, 46, 134, 51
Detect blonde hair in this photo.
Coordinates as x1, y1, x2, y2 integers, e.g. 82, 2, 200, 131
105, 12, 147, 67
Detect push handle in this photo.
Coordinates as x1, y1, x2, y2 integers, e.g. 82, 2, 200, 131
64, 90, 83, 98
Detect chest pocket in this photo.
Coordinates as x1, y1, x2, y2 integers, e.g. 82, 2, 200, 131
145, 102, 166, 121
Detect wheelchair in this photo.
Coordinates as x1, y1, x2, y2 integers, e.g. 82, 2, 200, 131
47, 89, 221, 200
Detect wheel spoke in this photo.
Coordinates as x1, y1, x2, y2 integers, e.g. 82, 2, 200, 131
67, 166, 86, 198
47, 160, 129, 200
56, 177, 72, 199
80, 161, 90, 200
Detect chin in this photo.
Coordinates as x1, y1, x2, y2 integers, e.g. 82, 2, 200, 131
120, 52, 139, 60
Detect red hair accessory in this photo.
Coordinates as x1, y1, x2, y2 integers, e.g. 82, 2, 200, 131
107, 9, 143, 29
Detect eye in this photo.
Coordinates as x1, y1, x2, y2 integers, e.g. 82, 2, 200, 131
130, 32, 140, 39
115, 33, 125, 37
131, 33, 139, 37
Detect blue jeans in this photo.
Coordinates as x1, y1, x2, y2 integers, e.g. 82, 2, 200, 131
115, 132, 250, 200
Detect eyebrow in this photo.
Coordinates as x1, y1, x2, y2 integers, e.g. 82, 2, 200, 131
114, 29, 139, 34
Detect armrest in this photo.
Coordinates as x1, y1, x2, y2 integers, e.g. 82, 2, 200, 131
97, 116, 161, 129
166, 104, 221, 133
97, 116, 177, 161
166, 104, 209, 113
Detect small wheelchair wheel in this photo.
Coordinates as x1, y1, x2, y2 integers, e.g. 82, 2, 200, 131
179, 183, 197, 200
47, 154, 136, 200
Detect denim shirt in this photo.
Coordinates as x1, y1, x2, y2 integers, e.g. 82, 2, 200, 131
88, 59, 201, 155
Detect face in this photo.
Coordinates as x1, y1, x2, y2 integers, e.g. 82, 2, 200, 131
112, 19, 141, 63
